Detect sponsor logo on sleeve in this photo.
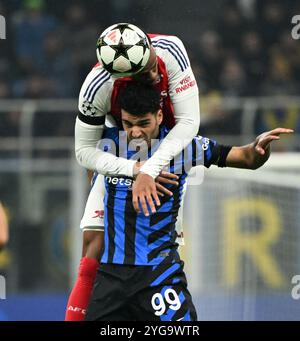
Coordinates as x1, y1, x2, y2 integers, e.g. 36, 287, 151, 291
175, 76, 196, 94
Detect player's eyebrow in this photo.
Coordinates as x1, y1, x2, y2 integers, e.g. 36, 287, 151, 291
122, 119, 151, 126
136, 119, 151, 125
122, 119, 132, 126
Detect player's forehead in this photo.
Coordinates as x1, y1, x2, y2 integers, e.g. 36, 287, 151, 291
121, 109, 154, 122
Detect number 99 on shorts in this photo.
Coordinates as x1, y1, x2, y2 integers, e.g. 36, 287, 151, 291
151, 289, 181, 316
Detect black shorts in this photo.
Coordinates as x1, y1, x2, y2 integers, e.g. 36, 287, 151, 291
85, 260, 197, 321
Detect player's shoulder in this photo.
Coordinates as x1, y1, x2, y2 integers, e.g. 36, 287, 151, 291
149, 33, 184, 45
149, 33, 190, 72
150, 34, 187, 55
78, 63, 114, 117
79, 63, 113, 102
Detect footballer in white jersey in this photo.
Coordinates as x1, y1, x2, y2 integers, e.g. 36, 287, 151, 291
75, 27, 200, 188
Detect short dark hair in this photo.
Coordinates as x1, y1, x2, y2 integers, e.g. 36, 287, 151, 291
118, 81, 161, 116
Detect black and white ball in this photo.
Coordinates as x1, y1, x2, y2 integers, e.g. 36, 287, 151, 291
96, 23, 151, 76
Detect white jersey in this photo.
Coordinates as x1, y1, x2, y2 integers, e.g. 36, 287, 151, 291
78, 34, 198, 119
75, 34, 200, 179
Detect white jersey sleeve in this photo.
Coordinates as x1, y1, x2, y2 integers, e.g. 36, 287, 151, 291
78, 66, 112, 120
140, 36, 200, 178
152, 35, 198, 103
75, 66, 135, 177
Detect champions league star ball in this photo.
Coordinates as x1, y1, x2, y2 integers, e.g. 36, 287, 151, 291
96, 23, 151, 76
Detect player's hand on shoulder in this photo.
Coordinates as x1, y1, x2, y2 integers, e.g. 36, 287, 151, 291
132, 173, 160, 217
133, 160, 179, 202
155, 171, 179, 197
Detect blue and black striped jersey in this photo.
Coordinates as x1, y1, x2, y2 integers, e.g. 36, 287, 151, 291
99, 126, 220, 266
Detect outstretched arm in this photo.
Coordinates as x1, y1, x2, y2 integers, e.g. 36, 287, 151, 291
226, 128, 294, 169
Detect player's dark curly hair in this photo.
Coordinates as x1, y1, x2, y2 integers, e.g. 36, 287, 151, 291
118, 81, 161, 116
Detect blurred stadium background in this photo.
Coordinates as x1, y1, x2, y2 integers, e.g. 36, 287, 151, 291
0, 0, 300, 321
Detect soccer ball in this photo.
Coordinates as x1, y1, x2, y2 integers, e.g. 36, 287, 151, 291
96, 23, 151, 76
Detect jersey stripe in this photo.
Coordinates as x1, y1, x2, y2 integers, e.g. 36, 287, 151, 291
83, 70, 108, 99
148, 240, 175, 262
89, 73, 111, 102
124, 188, 137, 264
148, 221, 174, 247
84, 70, 110, 102
151, 251, 172, 271
155, 38, 189, 68
148, 220, 175, 245
192, 140, 197, 167
205, 142, 212, 162
107, 186, 117, 263
150, 262, 181, 286
150, 211, 173, 229
182, 142, 193, 174
101, 191, 110, 263
153, 42, 185, 71
152, 37, 188, 65
194, 138, 204, 165
183, 310, 191, 321
112, 185, 128, 264
155, 197, 173, 213
134, 214, 150, 264
162, 290, 186, 321
147, 199, 175, 262
152, 39, 189, 71
148, 217, 173, 245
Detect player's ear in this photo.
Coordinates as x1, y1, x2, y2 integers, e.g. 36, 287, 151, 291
156, 109, 163, 125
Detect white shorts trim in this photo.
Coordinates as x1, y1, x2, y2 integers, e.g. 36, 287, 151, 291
82, 227, 104, 232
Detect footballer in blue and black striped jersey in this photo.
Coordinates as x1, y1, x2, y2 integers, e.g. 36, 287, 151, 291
86, 81, 232, 321
98, 125, 220, 267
